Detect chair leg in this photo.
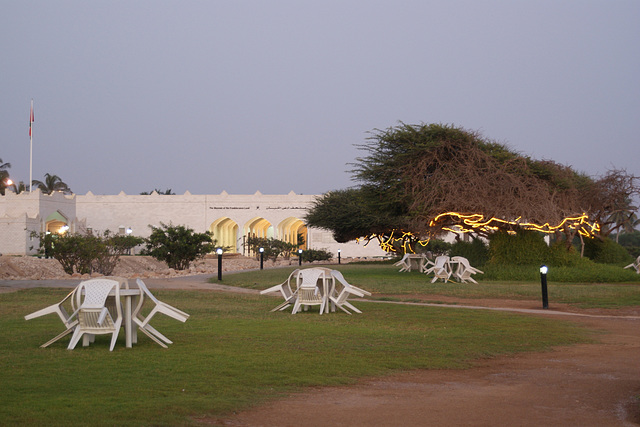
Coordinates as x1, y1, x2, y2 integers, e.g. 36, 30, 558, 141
144, 324, 173, 344
40, 325, 75, 348
67, 328, 84, 350
138, 326, 168, 348
333, 302, 352, 314
343, 301, 362, 314
271, 299, 293, 312
291, 300, 301, 314
109, 331, 119, 352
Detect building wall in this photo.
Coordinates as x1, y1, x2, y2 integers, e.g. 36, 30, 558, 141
75, 190, 385, 258
0, 214, 41, 255
0, 190, 78, 255
0, 190, 385, 258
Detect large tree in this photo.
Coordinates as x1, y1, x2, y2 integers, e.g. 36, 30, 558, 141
306, 123, 638, 250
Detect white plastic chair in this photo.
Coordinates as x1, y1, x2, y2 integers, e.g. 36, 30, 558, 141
132, 279, 190, 348
624, 256, 640, 274
67, 279, 123, 351
329, 270, 371, 314
451, 256, 484, 284
394, 254, 412, 272
259, 269, 300, 312
423, 255, 452, 283
291, 268, 328, 314
25, 287, 80, 348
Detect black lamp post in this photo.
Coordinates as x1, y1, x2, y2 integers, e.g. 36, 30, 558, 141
298, 249, 303, 266
259, 247, 264, 270
217, 248, 223, 281
337, 249, 341, 264
540, 265, 549, 309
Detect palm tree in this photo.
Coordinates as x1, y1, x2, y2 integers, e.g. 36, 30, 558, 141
31, 173, 72, 195
8, 180, 27, 194
607, 198, 639, 242
0, 158, 12, 195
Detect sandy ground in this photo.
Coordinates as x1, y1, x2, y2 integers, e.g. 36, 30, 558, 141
2, 256, 639, 426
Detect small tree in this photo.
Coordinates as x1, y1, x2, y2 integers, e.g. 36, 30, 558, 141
143, 223, 215, 270
245, 236, 296, 262
301, 248, 333, 263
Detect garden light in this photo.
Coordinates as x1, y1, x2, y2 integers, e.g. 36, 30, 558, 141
217, 248, 223, 281
259, 247, 264, 270
540, 264, 549, 309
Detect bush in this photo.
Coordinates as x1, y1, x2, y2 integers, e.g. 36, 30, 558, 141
246, 236, 297, 262
488, 230, 551, 266
39, 231, 142, 275
142, 223, 215, 270
487, 229, 584, 267
449, 238, 489, 267
583, 237, 634, 264
420, 238, 451, 256
301, 248, 333, 263
482, 256, 640, 282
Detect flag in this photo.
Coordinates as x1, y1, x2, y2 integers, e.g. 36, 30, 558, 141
29, 101, 34, 137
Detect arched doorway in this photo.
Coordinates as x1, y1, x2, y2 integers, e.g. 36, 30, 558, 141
44, 211, 69, 234
243, 217, 273, 255
278, 217, 307, 249
209, 217, 239, 253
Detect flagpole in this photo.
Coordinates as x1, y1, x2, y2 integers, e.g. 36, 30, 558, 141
29, 99, 33, 193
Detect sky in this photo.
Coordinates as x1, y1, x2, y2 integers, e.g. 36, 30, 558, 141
1, 1, 639, 196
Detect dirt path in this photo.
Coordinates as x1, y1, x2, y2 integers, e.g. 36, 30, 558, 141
211, 310, 640, 427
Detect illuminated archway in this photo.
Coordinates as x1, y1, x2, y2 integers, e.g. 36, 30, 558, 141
244, 217, 273, 239
243, 217, 273, 255
209, 217, 239, 253
45, 211, 69, 234
278, 217, 307, 249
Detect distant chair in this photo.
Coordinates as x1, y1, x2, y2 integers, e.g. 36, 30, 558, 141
259, 269, 300, 312
394, 253, 433, 273
132, 279, 190, 348
67, 279, 123, 351
450, 256, 484, 284
423, 256, 452, 283
394, 254, 412, 272
624, 256, 640, 274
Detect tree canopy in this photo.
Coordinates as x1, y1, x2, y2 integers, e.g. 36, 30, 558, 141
306, 123, 638, 249
31, 173, 72, 195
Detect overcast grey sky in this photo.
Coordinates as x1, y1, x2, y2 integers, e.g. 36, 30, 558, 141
2, 1, 639, 196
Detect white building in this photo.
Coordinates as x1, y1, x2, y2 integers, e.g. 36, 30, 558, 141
0, 189, 386, 258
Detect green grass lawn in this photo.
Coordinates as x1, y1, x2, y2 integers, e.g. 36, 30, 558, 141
221, 264, 640, 309
2, 285, 592, 426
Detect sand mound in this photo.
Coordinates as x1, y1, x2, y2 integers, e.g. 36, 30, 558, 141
0, 254, 274, 280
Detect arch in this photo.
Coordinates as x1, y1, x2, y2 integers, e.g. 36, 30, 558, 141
44, 211, 69, 234
244, 217, 273, 240
277, 217, 307, 249
243, 217, 273, 255
209, 217, 239, 253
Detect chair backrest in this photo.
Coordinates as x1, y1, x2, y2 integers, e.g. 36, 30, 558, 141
76, 279, 120, 309
136, 279, 160, 304
434, 256, 450, 268
297, 268, 326, 290
282, 269, 300, 297
330, 270, 369, 297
